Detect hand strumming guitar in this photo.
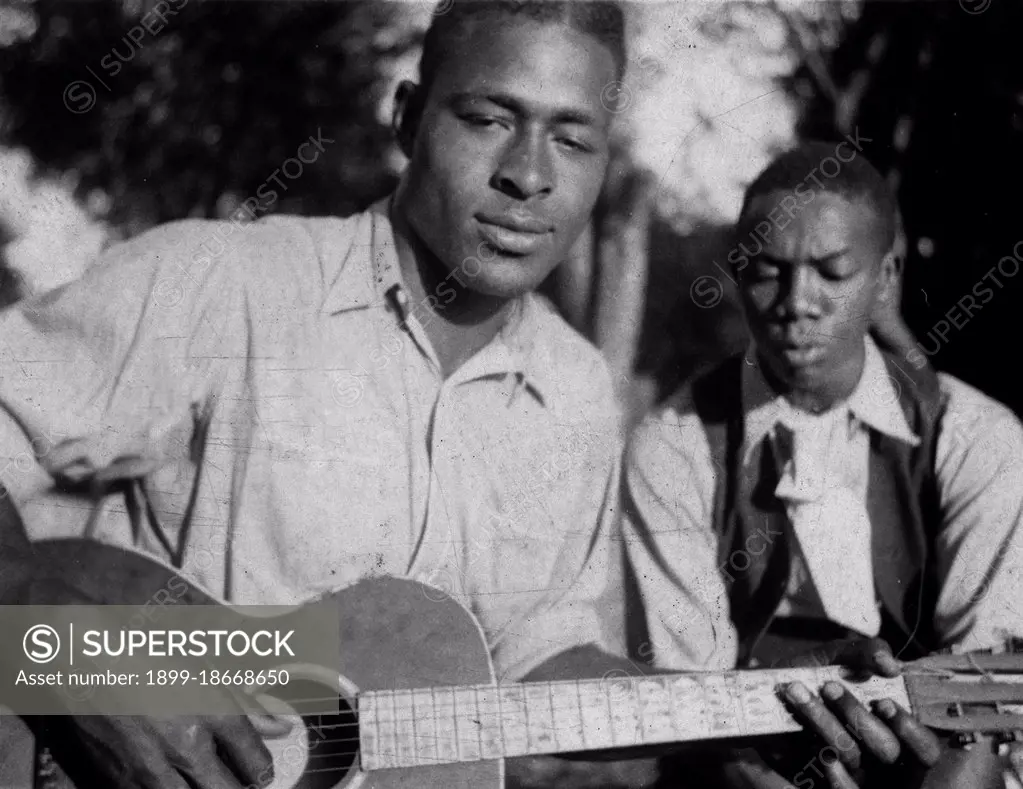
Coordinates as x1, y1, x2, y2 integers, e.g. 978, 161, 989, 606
27, 711, 286, 789
5, 564, 287, 789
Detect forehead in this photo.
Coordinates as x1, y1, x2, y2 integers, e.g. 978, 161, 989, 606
745, 190, 883, 258
427, 15, 617, 124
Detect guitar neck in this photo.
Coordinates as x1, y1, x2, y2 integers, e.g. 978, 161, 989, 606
357, 666, 911, 771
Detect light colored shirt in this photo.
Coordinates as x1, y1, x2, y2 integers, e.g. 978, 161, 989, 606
623, 336, 1023, 671
0, 199, 623, 682
757, 338, 917, 637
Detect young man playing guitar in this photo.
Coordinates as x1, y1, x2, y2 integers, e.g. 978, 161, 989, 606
0, 6, 944, 789
624, 143, 1023, 787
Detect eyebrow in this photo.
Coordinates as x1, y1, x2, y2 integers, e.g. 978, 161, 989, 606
755, 249, 852, 266
449, 91, 600, 127
811, 248, 851, 264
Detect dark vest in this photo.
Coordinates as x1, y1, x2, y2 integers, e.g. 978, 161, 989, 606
691, 352, 948, 667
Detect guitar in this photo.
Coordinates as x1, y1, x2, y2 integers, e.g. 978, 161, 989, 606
22, 537, 1023, 789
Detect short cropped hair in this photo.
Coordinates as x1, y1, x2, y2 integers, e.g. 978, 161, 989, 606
740, 140, 897, 250
419, 0, 627, 93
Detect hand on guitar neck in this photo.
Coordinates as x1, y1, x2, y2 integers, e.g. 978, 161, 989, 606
717, 637, 1005, 789
505, 638, 945, 789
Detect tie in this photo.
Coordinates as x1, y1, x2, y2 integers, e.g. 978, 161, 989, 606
771, 416, 881, 638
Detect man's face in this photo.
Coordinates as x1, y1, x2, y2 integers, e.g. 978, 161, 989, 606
395, 16, 616, 298
737, 190, 891, 396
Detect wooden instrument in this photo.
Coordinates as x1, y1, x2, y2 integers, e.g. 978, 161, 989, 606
23, 538, 1023, 789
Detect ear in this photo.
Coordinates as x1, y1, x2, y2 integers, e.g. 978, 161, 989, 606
876, 247, 901, 307
392, 80, 424, 159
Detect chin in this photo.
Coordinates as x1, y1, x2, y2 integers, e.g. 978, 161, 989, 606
761, 346, 826, 384
465, 257, 555, 299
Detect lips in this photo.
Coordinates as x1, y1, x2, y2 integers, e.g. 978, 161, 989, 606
766, 324, 821, 347
782, 345, 824, 362
476, 213, 553, 255
780, 339, 822, 351
477, 212, 551, 234
763, 325, 826, 365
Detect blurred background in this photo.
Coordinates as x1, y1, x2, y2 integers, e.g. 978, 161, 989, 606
1, 0, 1021, 426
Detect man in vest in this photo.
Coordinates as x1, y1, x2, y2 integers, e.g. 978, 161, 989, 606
624, 142, 1023, 787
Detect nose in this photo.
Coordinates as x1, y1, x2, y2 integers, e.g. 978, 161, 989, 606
492, 129, 553, 200
780, 265, 821, 319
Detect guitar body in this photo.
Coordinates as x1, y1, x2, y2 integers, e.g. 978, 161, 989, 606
288, 575, 501, 789
27, 538, 502, 789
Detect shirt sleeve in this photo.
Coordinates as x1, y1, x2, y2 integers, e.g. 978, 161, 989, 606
932, 373, 1023, 651
0, 219, 244, 552
620, 388, 738, 671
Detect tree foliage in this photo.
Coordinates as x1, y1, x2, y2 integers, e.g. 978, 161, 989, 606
0, 0, 419, 238
793, 0, 1023, 414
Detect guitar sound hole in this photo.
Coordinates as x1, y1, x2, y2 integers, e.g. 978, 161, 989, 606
275, 678, 360, 789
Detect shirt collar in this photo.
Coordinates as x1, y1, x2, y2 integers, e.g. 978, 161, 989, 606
322, 196, 551, 405
742, 335, 920, 451
320, 197, 400, 315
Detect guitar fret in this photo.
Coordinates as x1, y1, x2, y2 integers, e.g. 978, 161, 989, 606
413, 689, 438, 764
704, 675, 745, 737
476, 686, 503, 760
578, 680, 615, 749
357, 694, 378, 771
575, 680, 587, 750
634, 679, 646, 743
496, 685, 508, 759
525, 682, 557, 753
498, 685, 530, 757
551, 680, 585, 752
607, 675, 642, 746
375, 691, 398, 769
669, 675, 709, 740
604, 678, 618, 747
394, 690, 416, 768
434, 687, 459, 764
637, 677, 675, 742
738, 674, 791, 735
454, 688, 482, 762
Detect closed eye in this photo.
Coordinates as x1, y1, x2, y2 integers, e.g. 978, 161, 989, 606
556, 136, 593, 154
461, 114, 510, 130
752, 259, 780, 278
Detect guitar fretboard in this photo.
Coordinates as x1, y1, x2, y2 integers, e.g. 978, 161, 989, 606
358, 667, 910, 771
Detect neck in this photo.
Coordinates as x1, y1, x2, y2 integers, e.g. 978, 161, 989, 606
761, 342, 866, 414
357, 665, 912, 771
389, 198, 516, 377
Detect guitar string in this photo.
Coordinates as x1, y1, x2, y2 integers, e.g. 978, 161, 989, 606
967, 652, 998, 682
245, 662, 1020, 749
255, 701, 896, 762
265, 721, 738, 752
265, 691, 1023, 766
238, 664, 959, 710
265, 674, 1023, 767
254, 681, 938, 735
257, 666, 1022, 773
